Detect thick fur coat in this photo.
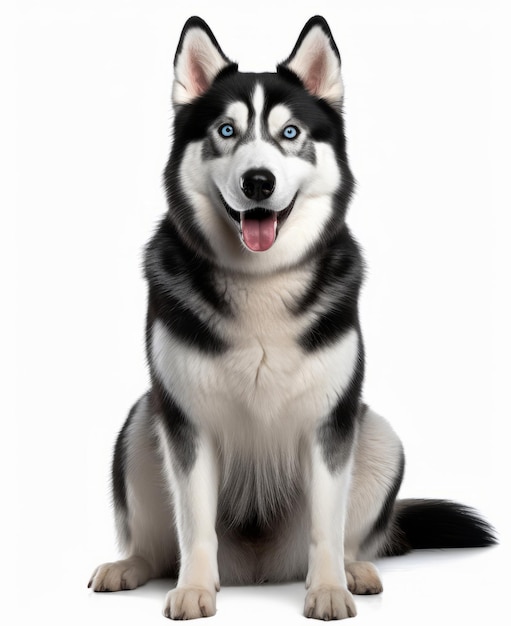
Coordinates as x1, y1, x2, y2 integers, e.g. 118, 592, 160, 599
89, 16, 495, 621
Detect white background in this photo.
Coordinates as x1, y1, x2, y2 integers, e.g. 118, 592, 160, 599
7, 0, 511, 624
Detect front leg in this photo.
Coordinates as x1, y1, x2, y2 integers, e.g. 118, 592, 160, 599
304, 427, 357, 620
157, 401, 220, 620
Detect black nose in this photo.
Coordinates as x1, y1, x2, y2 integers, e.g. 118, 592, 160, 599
240, 169, 276, 201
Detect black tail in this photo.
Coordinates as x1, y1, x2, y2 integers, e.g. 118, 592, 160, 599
380, 498, 497, 557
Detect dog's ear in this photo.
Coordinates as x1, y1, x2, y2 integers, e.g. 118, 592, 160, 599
173, 17, 235, 106
278, 16, 343, 107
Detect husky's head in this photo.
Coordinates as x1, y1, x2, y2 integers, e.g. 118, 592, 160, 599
164, 16, 354, 273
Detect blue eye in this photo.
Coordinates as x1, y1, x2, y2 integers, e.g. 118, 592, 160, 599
283, 125, 299, 140
219, 123, 235, 138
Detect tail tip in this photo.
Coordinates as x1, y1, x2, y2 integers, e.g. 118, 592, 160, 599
383, 498, 498, 556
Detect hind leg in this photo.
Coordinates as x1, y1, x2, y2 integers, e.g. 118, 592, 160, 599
343, 407, 405, 595
89, 394, 178, 592
345, 561, 383, 595
88, 555, 153, 591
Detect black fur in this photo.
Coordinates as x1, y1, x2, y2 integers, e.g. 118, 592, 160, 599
144, 218, 230, 355
111, 395, 146, 541
164, 66, 354, 259
98, 17, 498, 606
151, 379, 198, 474
159, 57, 360, 360
148, 19, 497, 555
156, 17, 365, 491
111, 408, 132, 513
317, 355, 365, 472
381, 499, 497, 557
297, 228, 364, 352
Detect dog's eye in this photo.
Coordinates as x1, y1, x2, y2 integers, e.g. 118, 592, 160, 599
282, 125, 299, 140
219, 124, 235, 138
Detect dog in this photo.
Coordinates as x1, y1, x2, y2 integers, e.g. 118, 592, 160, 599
88, 16, 496, 621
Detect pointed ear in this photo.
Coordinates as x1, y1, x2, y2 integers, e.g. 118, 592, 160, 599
173, 17, 235, 107
278, 16, 343, 107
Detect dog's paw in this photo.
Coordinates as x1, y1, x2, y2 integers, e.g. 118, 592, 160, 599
345, 561, 383, 595
88, 556, 151, 592
304, 585, 357, 620
163, 586, 216, 620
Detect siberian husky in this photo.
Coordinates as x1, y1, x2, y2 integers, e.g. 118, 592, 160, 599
88, 16, 496, 620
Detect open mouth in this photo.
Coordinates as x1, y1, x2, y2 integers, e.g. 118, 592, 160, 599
220, 194, 297, 252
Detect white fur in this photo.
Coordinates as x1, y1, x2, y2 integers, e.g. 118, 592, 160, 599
211, 138, 310, 213
158, 428, 220, 617
206, 85, 315, 219
346, 409, 403, 561
151, 269, 360, 532
267, 104, 294, 136
151, 283, 359, 433
88, 19, 410, 622
225, 101, 249, 135
90, 406, 403, 586
252, 84, 265, 140
307, 444, 352, 590
123, 396, 177, 573
305, 444, 357, 619
178, 84, 342, 274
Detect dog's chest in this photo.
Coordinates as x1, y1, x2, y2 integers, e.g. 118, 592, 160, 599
217, 271, 311, 401
152, 268, 358, 431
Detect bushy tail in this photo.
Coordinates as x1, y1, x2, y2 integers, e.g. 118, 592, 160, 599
380, 498, 497, 557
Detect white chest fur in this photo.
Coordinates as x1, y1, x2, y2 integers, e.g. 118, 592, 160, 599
151, 268, 359, 438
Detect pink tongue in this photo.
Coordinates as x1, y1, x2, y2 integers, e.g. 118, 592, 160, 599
241, 213, 277, 252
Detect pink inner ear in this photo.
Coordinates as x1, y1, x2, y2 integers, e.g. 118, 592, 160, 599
189, 52, 209, 98
305, 52, 326, 96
